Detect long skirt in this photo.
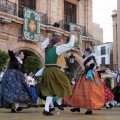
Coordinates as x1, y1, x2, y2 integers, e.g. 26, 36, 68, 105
103, 83, 114, 102
28, 86, 38, 102
40, 67, 72, 97
112, 86, 120, 102
0, 83, 2, 107
0, 69, 34, 108
65, 71, 105, 110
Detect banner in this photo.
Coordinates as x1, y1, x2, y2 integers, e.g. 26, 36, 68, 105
70, 23, 84, 49
23, 8, 41, 42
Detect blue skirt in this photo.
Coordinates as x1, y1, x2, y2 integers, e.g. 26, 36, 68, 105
0, 69, 35, 108
0, 83, 3, 107
28, 86, 38, 102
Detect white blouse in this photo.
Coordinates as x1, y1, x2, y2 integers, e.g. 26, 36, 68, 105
41, 35, 75, 55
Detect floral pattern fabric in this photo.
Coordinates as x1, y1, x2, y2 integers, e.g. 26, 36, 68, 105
65, 71, 105, 110
0, 69, 35, 107
103, 83, 114, 102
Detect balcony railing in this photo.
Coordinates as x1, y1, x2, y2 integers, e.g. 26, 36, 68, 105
59, 20, 70, 32
59, 20, 86, 35
40, 13, 48, 25
0, 0, 17, 16
0, 0, 48, 25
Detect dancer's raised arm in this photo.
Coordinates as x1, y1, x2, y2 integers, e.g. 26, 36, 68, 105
56, 31, 76, 55
41, 33, 52, 50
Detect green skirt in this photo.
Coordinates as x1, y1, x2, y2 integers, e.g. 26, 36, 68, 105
40, 68, 72, 97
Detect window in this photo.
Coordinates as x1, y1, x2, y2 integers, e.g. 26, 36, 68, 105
101, 46, 106, 55
64, 1, 76, 23
64, 1, 77, 31
18, 0, 36, 18
101, 57, 105, 64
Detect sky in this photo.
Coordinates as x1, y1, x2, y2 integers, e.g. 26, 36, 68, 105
93, 0, 117, 43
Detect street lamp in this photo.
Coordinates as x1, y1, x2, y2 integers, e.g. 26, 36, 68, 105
69, 53, 75, 64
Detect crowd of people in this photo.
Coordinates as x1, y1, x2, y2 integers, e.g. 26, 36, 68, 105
0, 31, 120, 116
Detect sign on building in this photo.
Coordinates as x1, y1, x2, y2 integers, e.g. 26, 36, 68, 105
23, 8, 41, 42
70, 23, 84, 49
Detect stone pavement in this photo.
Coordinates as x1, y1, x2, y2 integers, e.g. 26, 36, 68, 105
0, 107, 120, 120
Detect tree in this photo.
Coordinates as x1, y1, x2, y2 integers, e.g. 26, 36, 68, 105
104, 77, 112, 90
24, 56, 41, 74
0, 50, 9, 71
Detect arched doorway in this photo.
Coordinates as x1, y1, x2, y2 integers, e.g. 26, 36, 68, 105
19, 50, 38, 60
14, 41, 45, 66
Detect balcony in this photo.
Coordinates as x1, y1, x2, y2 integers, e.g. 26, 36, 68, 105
40, 13, 48, 25
59, 20, 86, 35
0, 0, 17, 16
0, 0, 48, 25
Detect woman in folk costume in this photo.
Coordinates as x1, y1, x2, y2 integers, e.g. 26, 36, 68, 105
40, 31, 76, 116
106, 69, 120, 104
0, 40, 35, 112
65, 47, 105, 115
0, 71, 4, 107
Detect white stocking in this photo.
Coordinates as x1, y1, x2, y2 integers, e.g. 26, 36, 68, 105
36, 97, 41, 105
45, 96, 53, 112
14, 103, 19, 109
50, 102, 54, 108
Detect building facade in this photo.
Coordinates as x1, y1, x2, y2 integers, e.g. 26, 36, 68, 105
112, 10, 117, 70
92, 23, 103, 42
0, 0, 101, 71
94, 42, 113, 69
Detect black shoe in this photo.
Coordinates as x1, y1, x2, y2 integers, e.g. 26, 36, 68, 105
109, 104, 113, 108
11, 109, 16, 113
70, 108, 80, 112
85, 110, 92, 115
54, 102, 64, 111
43, 110, 54, 116
106, 106, 111, 109
49, 108, 55, 112
16, 107, 23, 112
34, 105, 38, 108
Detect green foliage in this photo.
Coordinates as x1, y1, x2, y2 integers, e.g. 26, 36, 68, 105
104, 77, 112, 90
25, 56, 41, 74
0, 50, 9, 71
65, 71, 74, 81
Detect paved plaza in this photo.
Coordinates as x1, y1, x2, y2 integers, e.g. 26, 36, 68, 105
0, 107, 119, 120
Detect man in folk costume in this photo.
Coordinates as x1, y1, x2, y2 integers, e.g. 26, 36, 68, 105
40, 31, 76, 116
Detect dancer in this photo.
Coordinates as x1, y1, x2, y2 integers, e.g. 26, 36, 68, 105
96, 67, 114, 109
40, 31, 76, 116
0, 39, 34, 112
65, 47, 105, 115
0, 71, 4, 107
27, 72, 40, 107
106, 69, 120, 105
